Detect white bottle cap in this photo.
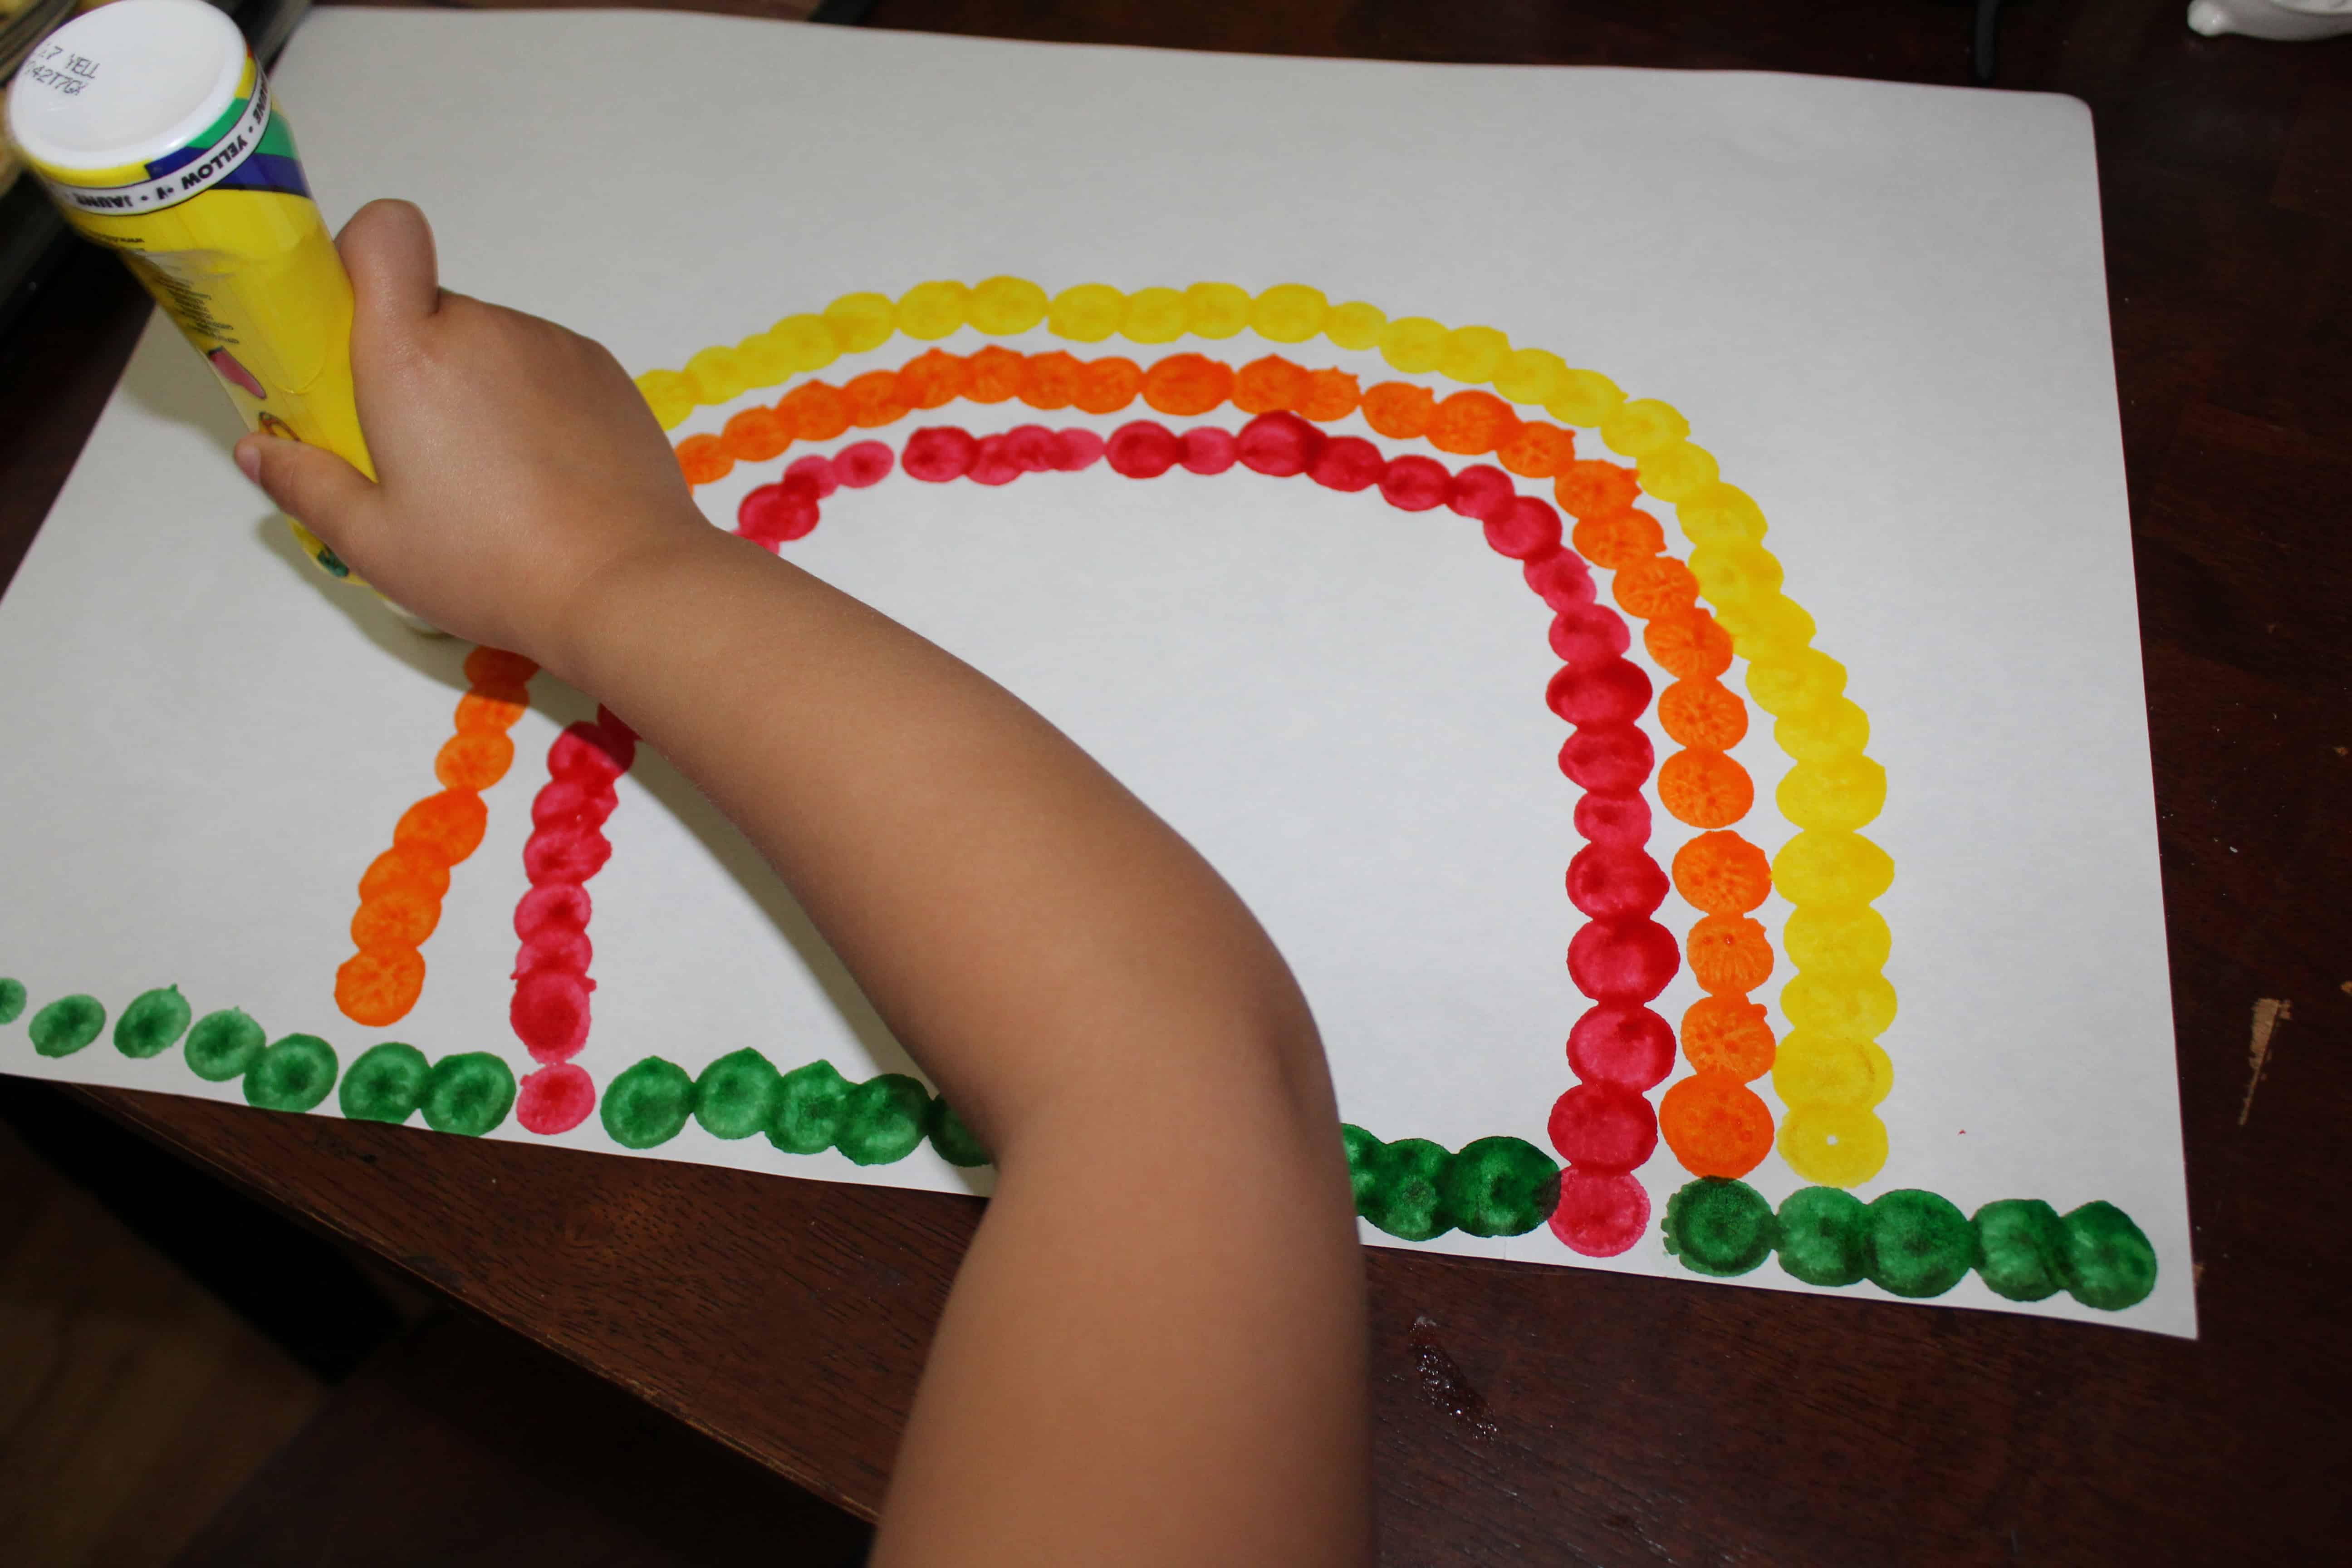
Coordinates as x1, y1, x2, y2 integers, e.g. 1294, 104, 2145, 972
8, 0, 248, 176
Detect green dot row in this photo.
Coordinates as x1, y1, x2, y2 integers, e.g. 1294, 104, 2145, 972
1662, 1176, 2158, 1311
1342, 1124, 1561, 1241
603, 1048, 990, 1169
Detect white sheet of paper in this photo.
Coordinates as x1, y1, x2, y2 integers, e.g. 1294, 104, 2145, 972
0, 8, 2192, 1334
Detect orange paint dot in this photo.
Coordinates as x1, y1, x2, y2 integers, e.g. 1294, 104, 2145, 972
358, 846, 451, 902
1658, 676, 1748, 751
1659, 1073, 1775, 1178
1142, 354, 1234, 417
1073, 357, 1143, 415
844, 369, 910, 429
1555, 460, 1642, 519
1297, 368, 1361, 422
1671, 830, 1772, 915
1613, 555, 1701, 620
1681, 996, 1776, 1080
779, 381, 850, 442
351, 885, 442, 950
1571, 511, 1666, 570
1018, 351, 1083, 411
1658, 748, 1755, 829
897, 349, 968, 409
1497, 422, 1576, 480
675, 434, 732, 486
393, 790, 489, 867
1233, 356, 1311, 414
1644, 611, 1735, 680
453, 690, 529, 735
720, 407, 790, 463
435, 732, 515, 793
335, 946, 426, 1029
1426, 390, 1519, 456
1687, 913, 1774, 995
1359, 382, 1435, 440
966, 345, 1026, 403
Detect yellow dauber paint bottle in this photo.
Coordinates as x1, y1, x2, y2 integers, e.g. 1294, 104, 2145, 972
8, 0, 427, 624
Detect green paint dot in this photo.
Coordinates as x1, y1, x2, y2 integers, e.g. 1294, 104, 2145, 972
2059, 1201, 2158, 1311
114, 986, 193, 1058
694, 1047, 781, 1140
835, 1074, 931, 1166
341, 1042, 431, 1123
185, 1009, 266, 1081
1362, 1137, 1451, 1242
766, 1059, 850, 1155
1440, 1136, 1561, 1238
1664, 1177, 1777, 1277
926, 1097, 991, 1168
603, 1056, 693, 1149
1865, 1188, 1974, 1298
29, 995, 106, 1057
316, 545, 351, 578
0, 978, 25, 1025
1340, 1124, 1385, 1212
1972, 1198, 2068, 1303
422, 1052, 517, 1137
1775, 1186, 1868, 1287
245, 1034, 338, 1112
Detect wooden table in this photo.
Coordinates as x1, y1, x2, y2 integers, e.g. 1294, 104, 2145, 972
5, 3, 2346, 1560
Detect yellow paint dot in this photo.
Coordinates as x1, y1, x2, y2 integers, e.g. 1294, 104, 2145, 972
897, 280, 970, 341
1324, 301, 1386, 352
1184, 282, 1252, 339
1676, 483, 1769, 546
1689, 541, 1785, 610
1601, 398, 1691, 458
1773, 1035, 1895, 1111
1121, 287, 1189, 344
1777, 754, 1888, 831
1779, 1104, 1888, 1187
1546, 368, 1626, 427
825, 292, 896, 354
734, 331, 793, 388
1494, 348, 1568, 407
1050, 284, 1126, 343
1251, 284, 1328, 343
1379, 316, 1449, 373
1639, 441, 1720, 503
1728, 593, 1817, 659
1773, 830, 1895, 907
969, 276, 1049, 335
685, 345, 751, 407
1780, 974, 1900, 1042
635, 369, 695, 429
1774, 698, 1871, 763
1438, 326, 1510, 384
768, 314, 839, 374
1744, 648, 1846, 717
1782, 904, 1893, 975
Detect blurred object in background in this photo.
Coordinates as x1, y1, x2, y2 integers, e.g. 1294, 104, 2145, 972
2188, 0, 2352, 38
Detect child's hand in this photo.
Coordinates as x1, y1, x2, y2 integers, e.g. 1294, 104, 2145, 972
234, 199, 710, 671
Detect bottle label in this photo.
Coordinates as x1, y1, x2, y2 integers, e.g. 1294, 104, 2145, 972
40, 65, 282, 216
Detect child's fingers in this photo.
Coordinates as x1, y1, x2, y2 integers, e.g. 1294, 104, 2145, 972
338, 198, 443, 328
236, 434, 383, 559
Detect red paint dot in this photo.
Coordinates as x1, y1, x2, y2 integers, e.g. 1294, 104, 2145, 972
547, 723, 631, 784
904, 426, 978, 481
1106, 421, 1181, 478
1567, 916, 1681, 1003
1545, 658, 1652, 726
1558, 723, 1655, 795
1567, 1004, 1677, 1090
969, 433, 1023, 486
511, 968, 593, 1062
1548, 1169, 1652, 1257
784, 454, 840, 499
1547, 1081, 1660, 1172
736, 482, 820, 546
1236, 411, 1323, 477
517, 1063, 598, 1135
1054, 428, 1106, 470
1575, 791, 1651, 848
514, 925, 593, 976
833, 440, 894, 488
523, 826, 613, 885
1308, 436, 1384, 492
529, 777, 616, 834
1485, 496, 1562, 560
1181, 427, 1237, 475
1378, 454, 1449, 511
514, 881, 591, 936
1523, 548, 1597, 611
1565, 844, 1670, 920
1548, 605, 1632, 664
1002, 424, 1062, 473
1445, 464, 1512, 521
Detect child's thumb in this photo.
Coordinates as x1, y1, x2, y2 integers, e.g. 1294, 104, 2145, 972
235, 435, 381, 557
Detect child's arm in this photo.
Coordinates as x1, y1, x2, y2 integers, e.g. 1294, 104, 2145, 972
238, 201, 1375, 1567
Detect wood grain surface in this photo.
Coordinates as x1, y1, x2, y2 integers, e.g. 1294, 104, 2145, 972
3, 2, 2346, 1562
